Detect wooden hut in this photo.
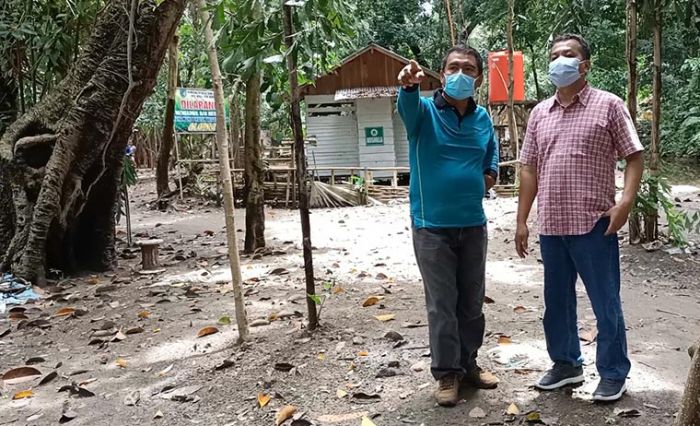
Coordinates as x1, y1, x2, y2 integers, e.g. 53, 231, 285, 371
301, 43, 442, 178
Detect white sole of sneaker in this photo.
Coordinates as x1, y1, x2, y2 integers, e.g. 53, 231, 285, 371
534, 374, 585, 390
592, 383, 627, 402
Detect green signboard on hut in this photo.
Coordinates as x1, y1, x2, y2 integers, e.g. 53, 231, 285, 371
364, 127, 384, 146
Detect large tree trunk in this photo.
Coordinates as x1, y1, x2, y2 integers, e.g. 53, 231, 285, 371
626, 0, 643, 244
677, 341, 700, 425
195, 0, 249, 343
156, 35, 180, 197
283, 1, 318, 330
644, 0, 662, 242
0, 0, 186, 284
243, 72, 265, 253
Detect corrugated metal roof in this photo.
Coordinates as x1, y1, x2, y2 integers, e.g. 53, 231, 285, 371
334, 86, 399, 101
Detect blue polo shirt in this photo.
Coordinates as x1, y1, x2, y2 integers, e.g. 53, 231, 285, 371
397, 86, 499, 228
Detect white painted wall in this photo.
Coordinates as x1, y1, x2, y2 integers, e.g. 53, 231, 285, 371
356, 98, 395, 175
305, 95, 359, 174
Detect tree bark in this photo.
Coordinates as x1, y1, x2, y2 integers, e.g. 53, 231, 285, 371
677, 341, 700, 426
626, 0, 643, 244
642, 0, 662, 243
156, 35, 179, 197
243, 72, 265, 253
283, 1, 318, 330
529, 43, 543, 101
195, 0, 249, 343
0, 0, 186, 284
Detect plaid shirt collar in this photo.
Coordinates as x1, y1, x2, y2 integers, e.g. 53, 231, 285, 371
549, 83, 592, 111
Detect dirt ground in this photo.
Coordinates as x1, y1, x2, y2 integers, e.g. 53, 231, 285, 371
1, 176, 699, 426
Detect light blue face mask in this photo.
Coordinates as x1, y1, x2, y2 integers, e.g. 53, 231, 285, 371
548, 56, 583, 88
444, 71, 475, 100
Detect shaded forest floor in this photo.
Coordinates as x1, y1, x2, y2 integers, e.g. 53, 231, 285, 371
1, 175, 699, 426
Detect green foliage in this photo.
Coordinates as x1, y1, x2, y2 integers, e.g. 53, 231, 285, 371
633, 172, 700, 247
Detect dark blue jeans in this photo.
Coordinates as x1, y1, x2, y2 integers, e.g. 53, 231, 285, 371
539, 218, 631, 381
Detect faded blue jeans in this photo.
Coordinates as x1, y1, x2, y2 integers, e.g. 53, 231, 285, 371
539, 218, 631, 381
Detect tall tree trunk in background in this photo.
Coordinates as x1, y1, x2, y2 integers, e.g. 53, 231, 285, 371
0, 0, 186, 284
283, 1, 318, 330
529, 44, 543, 101
644, 0, 662, 242
243, 72, 265, 253
677, 340, 700, 426
0, 70, 18, 138
195, 0, 249, 343
156, 34, 179, 197
626, 0, 643, 243
506, 0, 519, 186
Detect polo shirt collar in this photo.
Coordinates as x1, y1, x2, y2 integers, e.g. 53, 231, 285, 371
433, 89, 477, 115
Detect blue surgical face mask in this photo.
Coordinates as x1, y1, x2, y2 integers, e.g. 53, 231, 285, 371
444, 71, 475, 100
548, 56, 583, 88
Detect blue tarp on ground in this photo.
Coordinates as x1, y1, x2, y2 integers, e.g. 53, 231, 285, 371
0, 273, 40, 314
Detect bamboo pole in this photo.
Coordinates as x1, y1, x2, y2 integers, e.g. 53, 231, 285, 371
195, 0, 249, 342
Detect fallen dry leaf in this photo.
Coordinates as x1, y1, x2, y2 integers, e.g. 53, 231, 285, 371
317, 353, 326, 361
469, 407, 486, 418
497, 335, 512, 345
513, 306, 528, 314
217, 315, 231, 326
13, 390, 34, 400
38, 371, 58, 386
137, 311, 150, 319
358, 351, 369, 357
153, 410, 164, 419
507, 402, 520, 415
484, 295, 495, 304
197, 326, 219, 338
9, 312, 28, 320
2, 366, 42, 385
116, 358, 127, 368
275, 405, 297, 425
126, 326, 144, 335
258, 393, 271, 408
362, 296, 383, 307
580, 327, 598, 344
157, 364, 174, 377
336, 388, 348, 399
55, 307, 76, 317
332, 286, 344, 294
361, 416, 377, 426
374, 314, 396, 322
111, 331, 127, 342
525, 411, 541, 422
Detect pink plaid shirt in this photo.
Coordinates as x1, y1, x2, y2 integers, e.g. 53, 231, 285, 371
520, 84, 643, 236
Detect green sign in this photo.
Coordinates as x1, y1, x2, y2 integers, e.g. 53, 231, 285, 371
365, 127, 384, 145
174, 88, 229, 134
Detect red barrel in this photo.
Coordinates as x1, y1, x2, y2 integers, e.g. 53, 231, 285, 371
488, 51, 525, 103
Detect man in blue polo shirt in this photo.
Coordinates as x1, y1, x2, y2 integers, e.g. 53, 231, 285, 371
397, 45, 499, 407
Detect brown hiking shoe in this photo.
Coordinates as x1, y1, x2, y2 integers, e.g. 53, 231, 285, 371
435, 374, 460, 407
463, 367, 499, 389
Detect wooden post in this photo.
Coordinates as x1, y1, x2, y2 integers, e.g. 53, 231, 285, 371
196, 0, 249, 342
137, 239, 163, 270
331, 169, 336, 186
676, 341, 700, 426
283, 0, 318, 330
174, 132, 184, 199
392, 169, 398, 188
506, 0, 520, 186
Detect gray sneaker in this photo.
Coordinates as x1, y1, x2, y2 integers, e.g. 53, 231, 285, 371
535, 363, 584, 390
592, 379, 627, 402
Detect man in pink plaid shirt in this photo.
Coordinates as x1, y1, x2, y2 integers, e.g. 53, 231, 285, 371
515, 34, 644, 402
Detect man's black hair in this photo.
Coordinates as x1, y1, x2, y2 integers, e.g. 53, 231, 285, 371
551, 33, 591, 60
441, 45, 484, 74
